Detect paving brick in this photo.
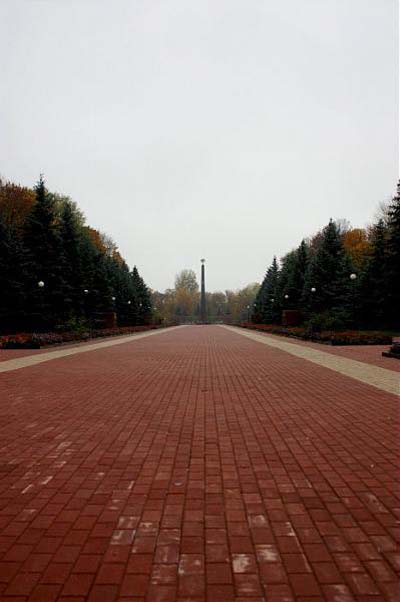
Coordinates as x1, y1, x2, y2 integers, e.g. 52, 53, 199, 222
27, 584, 61, 602
95, 563, 125, 584
61, 573, 93, 596
0, 325, 398, 601
87, 584, 119, 602
120, 573, 150, 597
40, 563, 72, 584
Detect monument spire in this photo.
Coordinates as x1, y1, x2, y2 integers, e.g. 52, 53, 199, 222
200, 259, 206, 323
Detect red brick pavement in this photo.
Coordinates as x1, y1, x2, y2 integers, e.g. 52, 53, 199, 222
0, 325, 398, 601
238, 331, 400, 372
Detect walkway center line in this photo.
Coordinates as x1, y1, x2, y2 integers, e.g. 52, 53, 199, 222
221, 325, 399, 396
0, 326, 184, 374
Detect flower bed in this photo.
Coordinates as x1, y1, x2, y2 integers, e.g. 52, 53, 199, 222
240, 323, 393, 346
0, 325, 165, 349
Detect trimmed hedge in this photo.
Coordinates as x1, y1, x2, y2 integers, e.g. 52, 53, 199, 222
0, 325, 166, 349
240, 323, 393, 346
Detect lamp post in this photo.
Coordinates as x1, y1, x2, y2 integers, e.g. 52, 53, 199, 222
246, 304, 250, 322
83, 289, 90, 326
36, 281, 45, 330
350, 273, 357, 326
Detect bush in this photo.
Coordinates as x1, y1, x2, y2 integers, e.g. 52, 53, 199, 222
0, 324, 167, 349
241, 323, 392, 346
307, 310, 350, 332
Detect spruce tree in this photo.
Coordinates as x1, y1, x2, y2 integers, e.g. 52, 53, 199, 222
131, 266, 152, 325
289, 240, 309, 304
59, 200, 85, 321
277, 251, 296, 308
386, 181, 400, 328
257, 257, 280, 324
24, 176, 67, 330
253, 272, 268, 323
0, 216, 29, 332
303, 220, 353, 328
359, 219, 387, 328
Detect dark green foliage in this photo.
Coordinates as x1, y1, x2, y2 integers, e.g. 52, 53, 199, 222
0, 176, 153, 333
358, 220, 387, 328
289, 240, 309, 303
302, 220, 354, 328
24, 176, 67, 330
254, 181, 400, 332
253, 256, 281, 323
59, 200, 85, 319
386, 182, 400, 328
0, 216, 29, 332
131, 266, 153, 325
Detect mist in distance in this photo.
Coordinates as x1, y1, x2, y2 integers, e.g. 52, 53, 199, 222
0, 0, 398, 291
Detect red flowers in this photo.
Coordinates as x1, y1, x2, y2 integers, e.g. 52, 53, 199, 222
0, 325, 164, 349
241, 323, 392, 346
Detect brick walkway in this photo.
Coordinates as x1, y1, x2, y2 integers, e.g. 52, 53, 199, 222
230, 330, 400, 373
0, 326, 398, 602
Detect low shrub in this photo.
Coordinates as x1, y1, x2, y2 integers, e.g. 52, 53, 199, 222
241, 323, 392, 345
0, 324, 166, 349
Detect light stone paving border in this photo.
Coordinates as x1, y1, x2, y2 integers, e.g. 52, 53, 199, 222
222, 325, 399, 397
0, 326, 184, 374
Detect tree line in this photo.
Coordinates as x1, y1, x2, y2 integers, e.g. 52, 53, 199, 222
152, 269, 260, 324
0, 176, 152, 333
253, 181, 400, 331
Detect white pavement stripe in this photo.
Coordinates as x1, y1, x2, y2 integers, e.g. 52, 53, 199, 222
0, 326, 184, 374
222, 325, 399, 396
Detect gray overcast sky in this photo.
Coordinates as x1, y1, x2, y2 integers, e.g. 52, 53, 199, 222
1, 1, 398, 292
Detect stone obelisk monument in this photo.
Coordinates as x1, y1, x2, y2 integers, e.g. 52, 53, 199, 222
200, 259, 206, 323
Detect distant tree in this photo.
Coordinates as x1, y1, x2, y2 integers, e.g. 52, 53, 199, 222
174, 269, 199, 320
205, 291, 228, 322
225, 283, 259, 323
175, 269, 199, 293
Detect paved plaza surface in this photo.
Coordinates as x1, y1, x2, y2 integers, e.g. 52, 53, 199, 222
0, 326, 398, 601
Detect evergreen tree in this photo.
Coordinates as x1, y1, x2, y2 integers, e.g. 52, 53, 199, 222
289, 240, 309, 304
358, 219, 387, 328
131, 266, 152, 325
302, 220, 353, 328
0, 216, 29, 332
59, 200, 85, 320
80, 233, 113, 326
386, 181, 400, 328
252, 272, 268, 323
256, 257, 280, 324
24, 176, 67, 330
277, 251, 297, 309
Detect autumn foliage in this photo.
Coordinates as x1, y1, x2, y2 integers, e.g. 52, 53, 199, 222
0, 176, 152, 334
